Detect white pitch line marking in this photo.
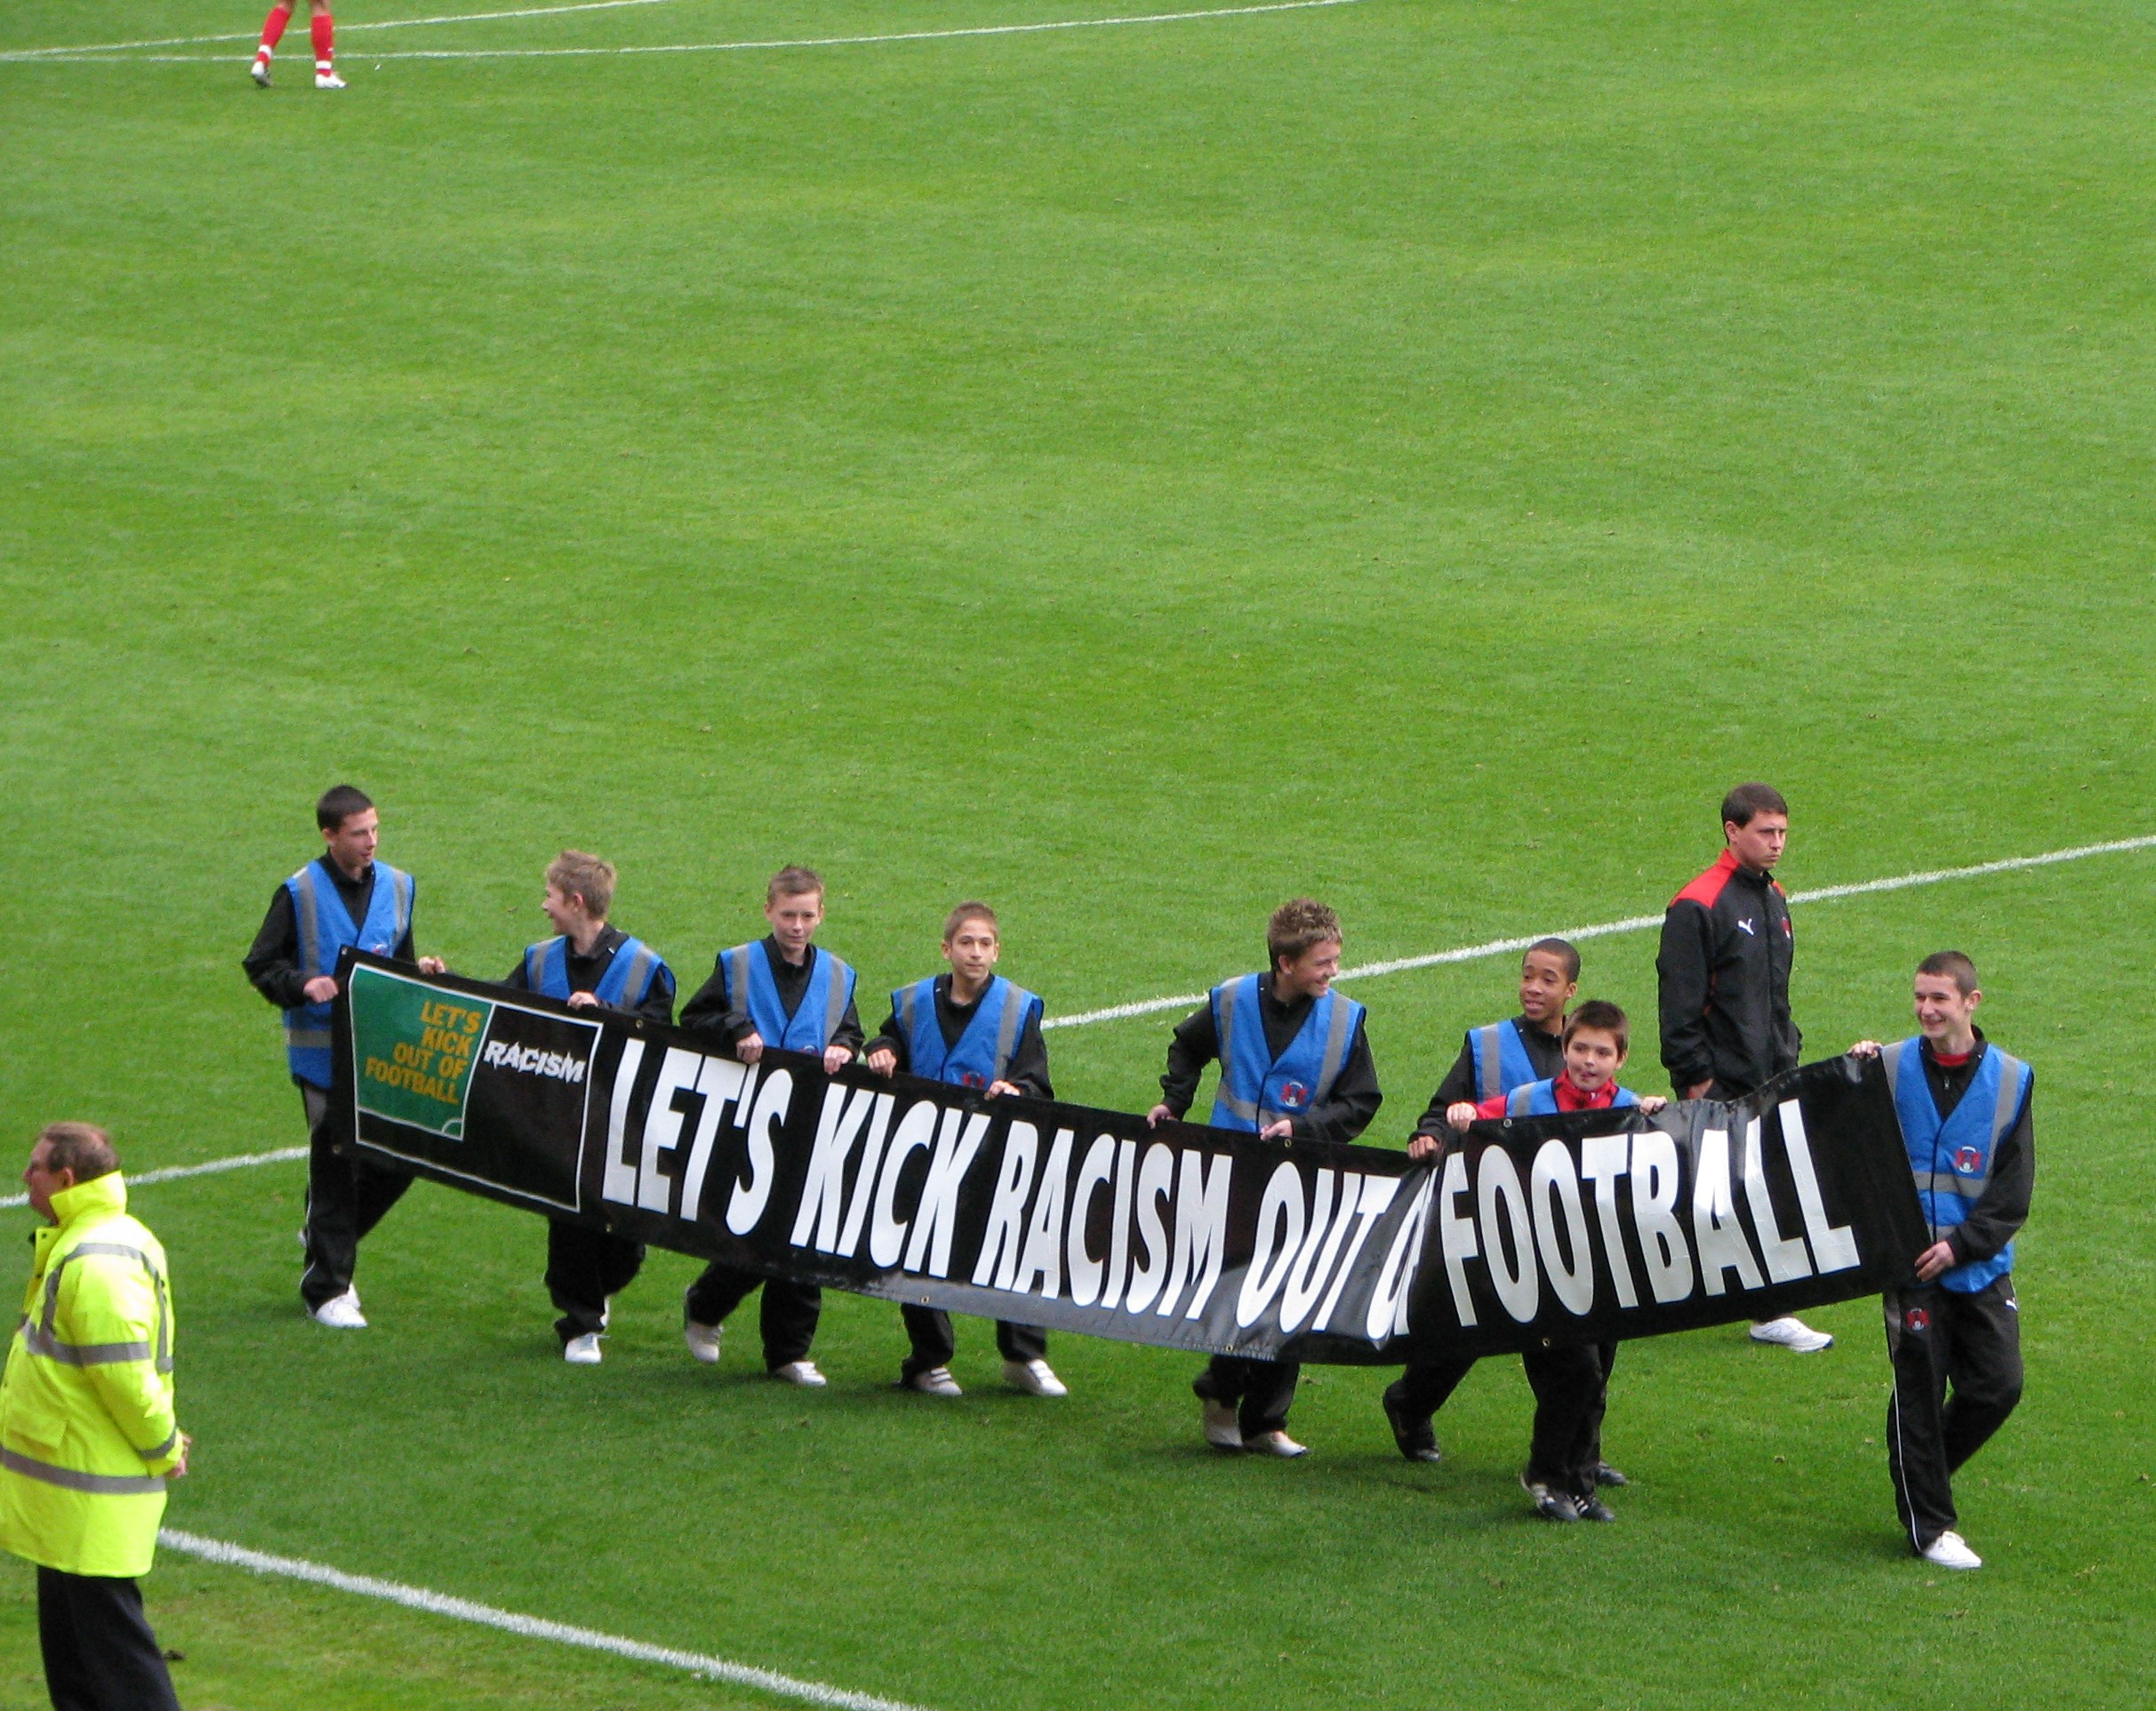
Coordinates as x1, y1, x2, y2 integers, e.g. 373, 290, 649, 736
4, 0, 1366, 64
159, 1528, 934, 1711
1040, 831, 2156, 1028
0, 1147, 307, 1211
0, 0, 685, 60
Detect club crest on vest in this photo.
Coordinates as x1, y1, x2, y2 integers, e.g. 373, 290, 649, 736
1953, 1145, 1983, 1173
1905, 1306, 1931, 1331
1278, 1081, 1310, 1108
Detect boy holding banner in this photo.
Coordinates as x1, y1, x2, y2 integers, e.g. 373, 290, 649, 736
1848, 953, 2032, 1571
1387, 940, 1634, 1483
676, 866, 864, 1387
1148, 899, 1381, 1458
243, 784, 446, 1331
502, 852, 676, 1365
863, 902, 1066, 1399
1429, 1001, 1666, 1522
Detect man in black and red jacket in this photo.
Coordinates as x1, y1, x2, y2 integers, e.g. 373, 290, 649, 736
1655, 781, 1831, 1354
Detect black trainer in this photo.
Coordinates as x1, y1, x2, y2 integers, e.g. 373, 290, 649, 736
1520, 1472, 1579, 1522
1382, 1387, 1443, 1463
1575, 1492, 1617, 1522
1593, 1461, 1629, 1488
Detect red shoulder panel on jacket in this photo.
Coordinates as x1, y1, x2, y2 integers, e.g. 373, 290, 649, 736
1671, 849, 1740, 909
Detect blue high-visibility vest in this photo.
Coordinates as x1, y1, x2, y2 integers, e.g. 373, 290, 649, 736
1468, 1018, 1543, 1102
522, 935, 666, 1011
894, 975, 1041, 1090
282, 858, 413, 1089
1881, 1037, 2031, 1293
1503, 1078, 1640, 1117
1208, 974, 1365, 1133
723, 942, 856, 1053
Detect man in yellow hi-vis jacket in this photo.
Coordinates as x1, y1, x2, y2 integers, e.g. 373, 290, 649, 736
1, 1123, 188, 1711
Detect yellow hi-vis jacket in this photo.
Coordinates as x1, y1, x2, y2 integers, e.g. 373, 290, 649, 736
0, 1171, 180, 1578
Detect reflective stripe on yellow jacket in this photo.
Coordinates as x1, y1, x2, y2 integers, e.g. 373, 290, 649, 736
0, 1171, 180, 1578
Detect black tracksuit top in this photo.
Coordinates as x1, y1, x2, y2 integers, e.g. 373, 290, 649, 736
1655, 849, 1801, 1095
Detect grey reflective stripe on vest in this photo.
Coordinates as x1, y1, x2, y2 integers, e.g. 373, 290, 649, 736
618, 944, 657, 1006
293, 865, 325, 979
993, 988, 1027, 1080
895, 982, 917, 1043
1213, 987, 1259, 1120
389, 867, 414, 943
20, 1329, 153, 1366
41, 1243, 172, 1376
1507, 1083, 1535, 1117
1880, 1039, 1908, 1101
1477, 1024, 1504, 1102
0, 1446, 165, 1496
283, 1027, 332, 1051
727, 946, 753, 1017
1312, 994, 1356, 1108
823, 957, 850, 1046
1990, 1050, 2028, 1148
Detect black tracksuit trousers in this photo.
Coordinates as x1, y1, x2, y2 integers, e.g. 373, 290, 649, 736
901, 1306, 1046, 1379
299, 1081, 412, 1310
1194, 1355, 1301, 1438
685, 1262, 823, 1369
36, 1567, 181, 1711
546, 1220, 645, 1342
1385, 1342, 1608, 1497
1884, 1276, 2023, 1549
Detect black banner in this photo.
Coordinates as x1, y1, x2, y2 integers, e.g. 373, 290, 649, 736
335, 953, 1928, 1363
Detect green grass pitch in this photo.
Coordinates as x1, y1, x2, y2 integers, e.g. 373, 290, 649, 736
3, 0, 2154, 1704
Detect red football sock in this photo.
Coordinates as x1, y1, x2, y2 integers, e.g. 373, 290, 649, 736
258, 3, 291, 53
311, 11, 334, 66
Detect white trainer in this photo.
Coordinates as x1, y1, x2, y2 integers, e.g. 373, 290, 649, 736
1003, 1358, 1068, 1398
1920, 1531, 1983, 1570
310, 1289, 367, 1329
1749, 1315, 1834, 1353
1242, 1430, 1310, 1459
251, 55, 272, 87
1201, 1399, 1243, 1451
904, 1365, 963, 1397
563, 1333, 603, 1366
771, 1361, 827, 1388
314, 68, 345, 89
683, 1318, 722, 1365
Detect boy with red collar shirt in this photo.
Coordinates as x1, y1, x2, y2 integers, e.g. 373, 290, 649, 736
864, 902, 1064, 1400
1848, 952, 2033, 1572
1424, 1002, 1665, 1522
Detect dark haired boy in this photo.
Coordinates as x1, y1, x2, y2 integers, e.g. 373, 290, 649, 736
243, 784, 445, 1330
1147, 899, 1382, 1457
1656, 781, 1831, 1353
1848, 952, 2032, 1571
501, 851, 676, 1365
676, 866, 864, 1387
1427, 1002, 1666, 1521
1385, 939, 1631, 1483
864, 902, 1065, 1398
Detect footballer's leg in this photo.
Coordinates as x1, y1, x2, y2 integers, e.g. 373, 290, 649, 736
310, 0, 344, 89
252, 0, 291, 84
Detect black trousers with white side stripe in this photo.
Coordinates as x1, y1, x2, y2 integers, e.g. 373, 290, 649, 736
1883, 1275, 2024, 1549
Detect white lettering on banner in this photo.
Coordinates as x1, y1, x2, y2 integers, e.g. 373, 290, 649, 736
1779, 1101, 1861, 1274
1124, 1144, 1176, 1314
1741, 1115, 1813, 1283
1437, 1151, 1479, 1327
1065, 1134, 1118, 1307
1631, 1130, 1695, 1303
726, 1069, 792, 1236
601, 1038, 645, 1206
482, 1039, 589, 1083
683, 1057, 749, 1224
1478, 1148, 1540, 1323
869, 1099, 940, 1268
1366, 1173, 1433, 1339
1578, 1135, 1639, 1309
1312, 1173, 1397, 1333
1162, 1152, 1232, 1320
903, 1109, 991, 1278
1279, 1170, 1351, 1334
1236, 1161, 1308, 1328
1692, 1128, 1767, 1297
792, 1084, 875, 1251
1530, 1139, 1597, 1316
637, 1047, 704, 1215
973, 1123, 1040, 1289
836, 1095, 899, 1259
1100, 1138, 1136, 1310
1012, 1127, 1076, 1298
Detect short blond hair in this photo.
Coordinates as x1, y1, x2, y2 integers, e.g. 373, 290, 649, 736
767, 865, 824, 905
1267, 899, 1342, 970
546, 851, 616, 918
